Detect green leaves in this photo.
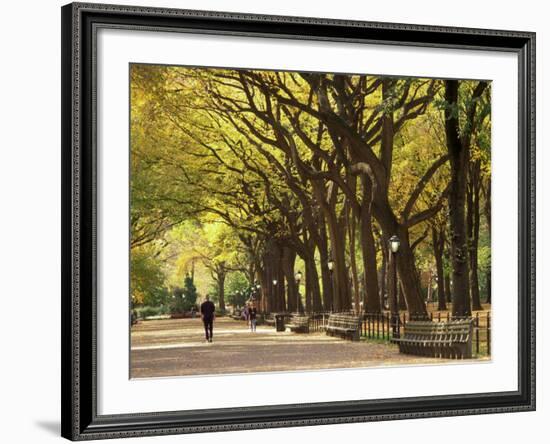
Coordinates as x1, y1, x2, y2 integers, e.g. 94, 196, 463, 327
130, 64, 492, 311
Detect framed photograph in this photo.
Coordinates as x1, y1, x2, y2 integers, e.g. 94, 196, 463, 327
61, 2, 535, 440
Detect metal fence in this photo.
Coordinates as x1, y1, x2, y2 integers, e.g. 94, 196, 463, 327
360, 311, 491, 356
308, 312, 332, 332
264, 310, 491, 357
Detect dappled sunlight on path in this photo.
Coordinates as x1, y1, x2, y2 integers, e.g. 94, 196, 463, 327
130, 318, 472, 378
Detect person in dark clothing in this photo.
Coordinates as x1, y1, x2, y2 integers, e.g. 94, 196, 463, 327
200, 295, 216, 342
249, 303, 257, 332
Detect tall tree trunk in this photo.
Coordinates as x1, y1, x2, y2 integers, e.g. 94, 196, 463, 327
445, 80, 471, 317
264, 255, 273, 313
426, 270, 433, 308
307, 254, 323, 312
467, 160, 483, 310
336, 208, 352, 311
216, 266, 226, 312
272, 242, 286, 312
277, 265, 286, 312
315, 181, 351, 311
258, 263, 268, 313
445, 79, 488, 316
299, 233, 314, 313
305, 265, 312, 313
444, 270, 452, 304
346, 201, 361, 313
301, 245, 320, 313
483, 179, 492, 304
372, 199, 428, 318
432, 227, 447, 311
379, 234, 388, 310
396, 231, 427, 318
282, 246, 298, 312
398, 280, 407, 311
388, 249, 398, 316
268, 244, 280, 313
328, 215, 349, 310
317, 213, 332, 311
468, 164, 483, 311
359, 175, 381, 313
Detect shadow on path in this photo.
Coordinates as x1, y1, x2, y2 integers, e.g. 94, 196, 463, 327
130, 317, 455, 378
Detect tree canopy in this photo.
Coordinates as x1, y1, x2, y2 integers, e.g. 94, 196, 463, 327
130, 64, 491, 317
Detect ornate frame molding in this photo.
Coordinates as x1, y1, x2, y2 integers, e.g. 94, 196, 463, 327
61, 2, 535, 440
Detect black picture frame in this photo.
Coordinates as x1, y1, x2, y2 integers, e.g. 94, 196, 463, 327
61, 2, 536, 440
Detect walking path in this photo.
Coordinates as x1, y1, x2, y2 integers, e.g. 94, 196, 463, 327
131, 317, 453, 378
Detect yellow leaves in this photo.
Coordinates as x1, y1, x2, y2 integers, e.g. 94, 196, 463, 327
130, 65, 492, 302
388, 111, 449, 218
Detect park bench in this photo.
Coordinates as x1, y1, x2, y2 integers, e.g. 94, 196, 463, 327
230, 309, 242, 321
286, 314, 310, 333
325, 313, 361, 341
264, 314, 276, 327
392, 319, 473, 359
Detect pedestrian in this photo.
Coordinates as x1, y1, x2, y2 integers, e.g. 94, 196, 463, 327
249, 302, 257, 332
242, 304, 250, 326
131, 309, 138, 326
200, 295, 216, 343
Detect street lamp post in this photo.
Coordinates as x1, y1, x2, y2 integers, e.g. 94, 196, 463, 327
250, 283, 257, 304
272, 279, 278, 312
389, 235, 401, 338
255, 283, 262, 312
327, 259, 335, 312
294, 271, 302, 313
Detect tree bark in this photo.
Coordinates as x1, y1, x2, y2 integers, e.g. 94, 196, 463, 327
282, 246, 298, 312
444, 79, 488, 317
483, 179, 492, 304
346, 200, 361, 313
395, 228, 427, 318
317, 215, 332, 311
398, 280, 407, 311
272, 242, 286, 312
312, 180, 351, 311
374, 205, 428, 318
216, 266, 226, 312
432, 226, 447, 311
304, 251, 323, 312
379, 233, 388, 310
468, 162, 483, 311
444, 270, 452, 304
445, 80, 471, 317
264, 255, 273, 313
426, 269, 433, 306
359, 175, 381, 313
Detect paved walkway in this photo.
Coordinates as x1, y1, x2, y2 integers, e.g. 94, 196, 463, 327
131, 317, 448, 378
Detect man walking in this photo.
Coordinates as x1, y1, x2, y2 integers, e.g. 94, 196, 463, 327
200, 295, 216, 343
249, 302, 257, 332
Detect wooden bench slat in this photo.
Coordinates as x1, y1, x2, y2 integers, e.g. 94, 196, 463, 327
393, 319, 473, 359
325, 313, 361, 341
286, 314, 310, 333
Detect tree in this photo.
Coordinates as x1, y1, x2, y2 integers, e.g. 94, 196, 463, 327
182, 275, 198, 308
444, 80, 489, 317
128, 64, 492, 320
171, 276, 198, 313
130, 245, 165, 306
199, 71, 444, 317
225, 272, 250, 307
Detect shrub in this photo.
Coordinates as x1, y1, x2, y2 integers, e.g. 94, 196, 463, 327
136, 305, 168, 319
